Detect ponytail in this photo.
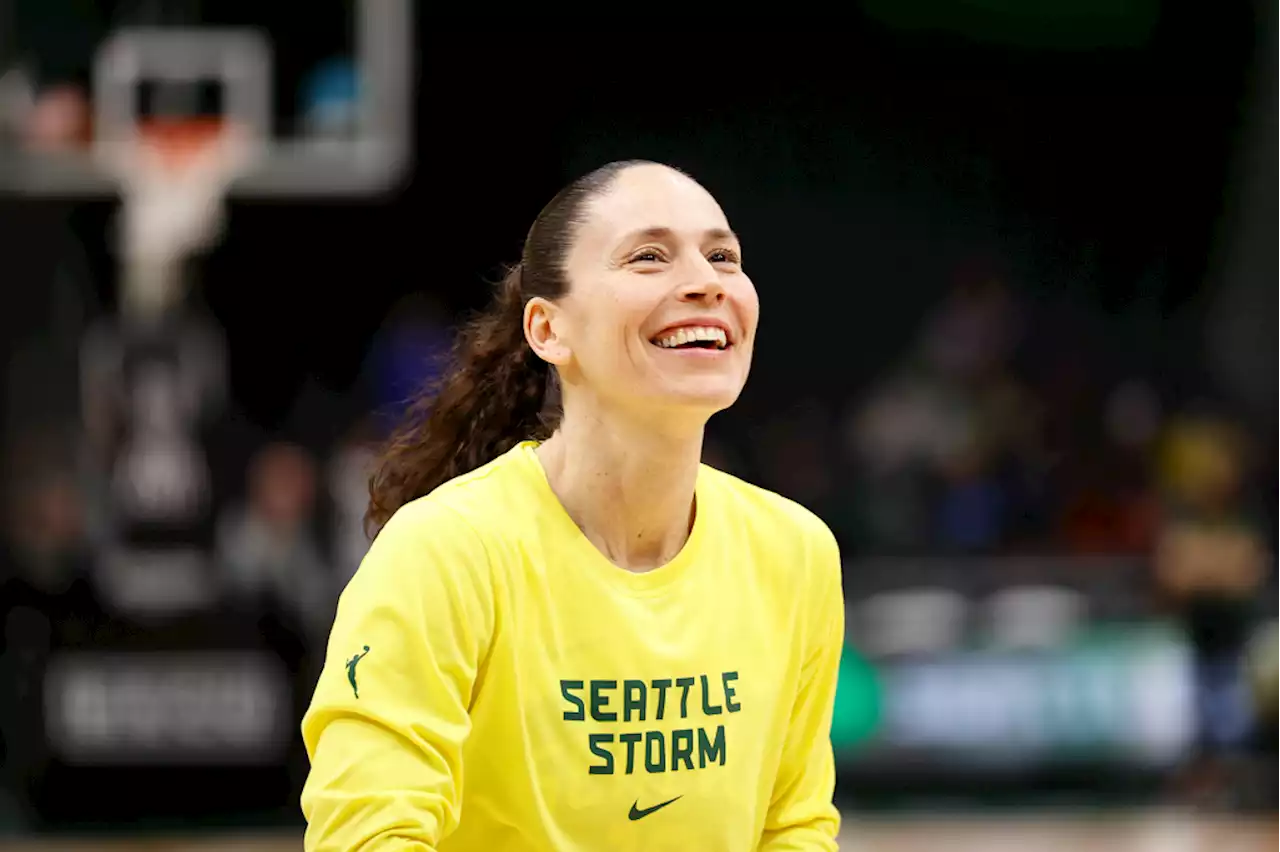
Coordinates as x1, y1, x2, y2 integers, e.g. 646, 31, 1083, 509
365, 264, 554, 536
364, 158, 653, 537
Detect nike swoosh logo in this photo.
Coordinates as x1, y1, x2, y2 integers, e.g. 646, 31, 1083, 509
628, 795, 682, 821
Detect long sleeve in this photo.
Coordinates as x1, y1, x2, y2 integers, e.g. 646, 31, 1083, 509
300, 498, 496, 852
759, 525, 845, 851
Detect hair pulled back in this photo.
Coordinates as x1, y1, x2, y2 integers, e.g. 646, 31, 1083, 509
365, 160, 655, 535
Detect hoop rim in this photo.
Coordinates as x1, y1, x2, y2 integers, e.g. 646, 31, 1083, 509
132, 116, 232, 174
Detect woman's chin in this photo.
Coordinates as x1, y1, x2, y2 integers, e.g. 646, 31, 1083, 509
651, 378, 745, 416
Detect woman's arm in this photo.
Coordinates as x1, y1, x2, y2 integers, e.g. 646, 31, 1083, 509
301, 499, 496, 851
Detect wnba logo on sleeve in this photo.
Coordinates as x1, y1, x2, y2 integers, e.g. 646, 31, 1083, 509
346, 646, 370, 698
559, 672, 741, 776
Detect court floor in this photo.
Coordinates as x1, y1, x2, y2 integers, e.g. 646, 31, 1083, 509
842, 812, 1274, 851
4, 811, 1273, 851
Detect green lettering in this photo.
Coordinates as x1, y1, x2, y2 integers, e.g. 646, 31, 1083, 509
723, 671, 741, 713
588, 733, 614, 775
560, 680, 585, 721
644, 731, 666, 774
651, 678, 672, 720
698, 725, 726, 768
619, 732, 642, 775
623, 679, 647, 722
676, 677, 695, 718
670, 728, 695, 771
590, 680, 617, 722
700, 674, 723, 715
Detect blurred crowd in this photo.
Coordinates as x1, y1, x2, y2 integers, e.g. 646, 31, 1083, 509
0, 247, 1275, 823
9, 261, 1272, 607
0, 293, 450, 651
720, 260, 1274, 565
0, 285, 453, 826
717, 260, 1276, 806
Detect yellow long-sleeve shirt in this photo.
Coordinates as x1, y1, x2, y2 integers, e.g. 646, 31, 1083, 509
301, 441, 844, 851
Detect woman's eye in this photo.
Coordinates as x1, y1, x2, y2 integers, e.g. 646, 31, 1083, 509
709, 249, 740, 264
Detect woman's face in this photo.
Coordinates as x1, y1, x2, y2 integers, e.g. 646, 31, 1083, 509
528, 164, 759, 425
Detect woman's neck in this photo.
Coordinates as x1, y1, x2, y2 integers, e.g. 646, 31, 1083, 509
536, 408, 703, 573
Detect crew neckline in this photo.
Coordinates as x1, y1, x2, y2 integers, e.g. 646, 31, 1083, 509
514, 440, 709, 595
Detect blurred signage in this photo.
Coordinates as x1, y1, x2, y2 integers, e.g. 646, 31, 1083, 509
81, 315, 226, 545
832, 624, 1194, 768
80, 314, 229, 618
43, 651, 291, 765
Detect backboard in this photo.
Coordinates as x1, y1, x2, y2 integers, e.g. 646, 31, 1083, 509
0, 0, 412, 197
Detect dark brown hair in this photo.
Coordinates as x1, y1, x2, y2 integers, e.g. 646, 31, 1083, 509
365, 159, 656, 535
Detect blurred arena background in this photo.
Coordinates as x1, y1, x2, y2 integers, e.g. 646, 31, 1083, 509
0, 5, 1276, 851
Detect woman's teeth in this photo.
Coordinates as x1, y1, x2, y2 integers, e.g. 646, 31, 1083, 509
653, 326, 729, 350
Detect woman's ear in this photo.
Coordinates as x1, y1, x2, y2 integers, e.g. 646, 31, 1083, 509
525, 296, 572, 366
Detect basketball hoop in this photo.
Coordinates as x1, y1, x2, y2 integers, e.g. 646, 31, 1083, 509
101, 117, 254, 324
134, 117, 231, 174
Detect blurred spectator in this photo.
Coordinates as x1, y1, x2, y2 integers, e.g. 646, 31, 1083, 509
918, 266, 1021, 385
20, 83, 90, 152
1153, 413, 1268, 801
1105, 380, 1164, 451
216, 442, 332, 641
934, 433, 1007, 553
0, 440, 100, 636
326, 421, 378, 584
1058, 448, 1158, 555
0, 446, 104, 831
361, 292, 452, 432
845, 368, 976, 551
1058, 379, 1164, 556
1245, 620, 1277, 751
845, 262, 1036, 553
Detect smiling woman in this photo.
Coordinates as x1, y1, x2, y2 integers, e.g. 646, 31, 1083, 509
300, 161, 844, 852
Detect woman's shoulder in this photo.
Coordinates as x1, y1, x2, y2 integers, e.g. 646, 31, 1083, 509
359, 466, 524, 598
382, 446, 539, 544
699, 465, 842, 604
699, 464, 837, 548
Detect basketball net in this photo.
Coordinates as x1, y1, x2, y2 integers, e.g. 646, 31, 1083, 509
99, 119, 254, 325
